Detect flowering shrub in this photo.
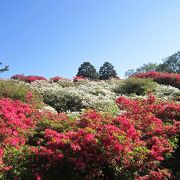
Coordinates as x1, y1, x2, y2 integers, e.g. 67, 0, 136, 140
76, 81, 114, 96
36, 111, 78, 133
116, 95, 180, 178
25, 76, 47, 83
0, 95, 179, 179
43, 89, 84, 112
132, 71, 180, 89
30, 80, 62, 97
30, 102, 179, 179
41, 105, 57, 114
0, 98, 38, 178
153, 84, 180, 101
49, 77, 74, 87
17, 96, 178, 179
30, 80, 119, 114
30, 81, 78, 112
1, 76, 180, 179
11, 74, 26, 81
116, 95, 180, 123
73, 76, 88, 82
50, 76, 63, 82
11, 74, 47, 83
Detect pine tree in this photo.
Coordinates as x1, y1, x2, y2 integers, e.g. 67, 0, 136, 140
99, 62, 117, 80
76, 62, 98, 80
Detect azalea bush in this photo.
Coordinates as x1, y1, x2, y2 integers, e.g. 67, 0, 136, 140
116, 95, 180, 179
28, 96, 180, 179
0, 74, 180, 179
50, 76, 63, 82
43, 89, 84, 112
30, 80, 62, 95
0, 93, 179, 179
76, 81, 115, 96
50, 77, 74, 87
0, 98, 38, 179
31, 83, 84, 112
73, 76, 88, 82
30, 81, 83, 112
11, 74, 26, 81
153, 84, 180, 101
30, 80, 119, 114
11, 74, 47, 83
132, 71, 180, 89
74, 82, 119, 114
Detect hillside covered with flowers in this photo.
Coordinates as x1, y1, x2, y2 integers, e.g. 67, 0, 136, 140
0, 72, 180, 179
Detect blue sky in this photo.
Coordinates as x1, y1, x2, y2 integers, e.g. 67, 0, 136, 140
0, 0, 180, 79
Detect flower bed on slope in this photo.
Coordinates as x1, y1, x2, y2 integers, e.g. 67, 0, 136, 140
0, 95, 179, 179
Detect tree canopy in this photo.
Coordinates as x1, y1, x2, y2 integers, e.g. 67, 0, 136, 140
76, 62, 98, 80
125, 51, 180, 77
99, 62, 117, 80
156, 51, 180, 73
125, 63, 158, 77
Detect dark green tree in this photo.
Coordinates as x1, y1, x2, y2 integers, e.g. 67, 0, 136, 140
76, 62, 98, 80
156, 51, 180, 73
0, 62, 9, 73
99, 62, 117, 80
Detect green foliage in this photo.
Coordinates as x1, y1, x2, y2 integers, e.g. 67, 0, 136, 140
125, 51, 180, 77
36, 113, 76, 133
157, 51, 180, 73
99, 61, 117, 80
0, 62, 9, 73
136, 62, 158, 73
76, 62, 99, 80
3, 147, 35, 180
112, 80, 125, 94
114, 78, 158, 95
125, 69, 136, 77
0, 80, 41, 102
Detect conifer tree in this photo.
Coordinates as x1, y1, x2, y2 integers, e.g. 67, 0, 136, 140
76, 62, 98, 80
99, 62, 117, 80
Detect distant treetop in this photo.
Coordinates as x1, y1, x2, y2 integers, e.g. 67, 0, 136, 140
0, 62, 9, 73
76, 62, 99, 80
99, 62, 117, 80
125, 51, 180, 77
